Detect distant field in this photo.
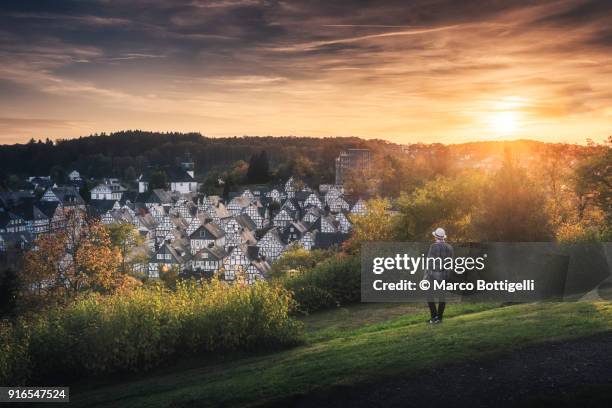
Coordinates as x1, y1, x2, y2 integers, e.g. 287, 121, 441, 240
71, 301, 612, 408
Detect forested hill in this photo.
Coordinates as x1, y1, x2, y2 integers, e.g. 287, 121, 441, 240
0, 130, 596, 187
0, 131, 381, 182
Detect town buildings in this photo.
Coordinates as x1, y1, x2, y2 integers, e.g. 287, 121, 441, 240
1, 168, 367, 284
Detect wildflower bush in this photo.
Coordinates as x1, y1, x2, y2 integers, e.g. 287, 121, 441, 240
0, 279, 301, 385
282, 254, 361, 314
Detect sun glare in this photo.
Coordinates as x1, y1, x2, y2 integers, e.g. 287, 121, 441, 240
484, 97, 527, 136
491, 111, 518, 134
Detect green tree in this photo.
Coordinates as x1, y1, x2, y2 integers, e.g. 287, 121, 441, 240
476, 154, 552, 241
574, 136, 611, 237
107, 224, 146, 275
247, 150, 270, 184
395, 174, 483, 241
0, 268, 19, 318
148, 170, 168, 191
7, 175, 22, 191
79, 181, 92, 204
124, 166, 137, 184
269, 247, 333, 279
50, 165, 66, 185
346, 198, 397, 253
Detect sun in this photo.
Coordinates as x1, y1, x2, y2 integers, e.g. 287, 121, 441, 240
488, 110, 520, 135
485, 96, 527, 136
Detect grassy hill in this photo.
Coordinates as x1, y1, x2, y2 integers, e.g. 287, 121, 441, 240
70, 301, 612, 407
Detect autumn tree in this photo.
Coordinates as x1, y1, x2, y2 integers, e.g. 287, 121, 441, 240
22, 210, 137, 305
276, 156, 315, 184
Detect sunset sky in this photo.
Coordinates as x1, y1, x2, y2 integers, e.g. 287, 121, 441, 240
1, 0, 611, 145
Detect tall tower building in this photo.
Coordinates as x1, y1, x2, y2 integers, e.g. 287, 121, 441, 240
180, 152, 195, 178
335, 148, 371, 185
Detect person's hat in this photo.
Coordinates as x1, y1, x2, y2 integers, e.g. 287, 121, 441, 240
432, 227, 446, 240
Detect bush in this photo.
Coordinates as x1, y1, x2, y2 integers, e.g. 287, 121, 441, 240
0, 279, 301, 385
283, 254, 361, 314
0, 320, 30, 385
269, 247, 334, 279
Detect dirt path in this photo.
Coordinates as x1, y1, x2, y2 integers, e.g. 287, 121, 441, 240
265, 332, 612, 408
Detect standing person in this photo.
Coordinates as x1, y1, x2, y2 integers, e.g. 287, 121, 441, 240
425, 227, 453, 324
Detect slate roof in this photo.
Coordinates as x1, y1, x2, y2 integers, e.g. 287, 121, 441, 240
189, 222, 225, 240
12, 202, 48, 222
35, 201, 60, 218
141, 166, 195, 183
51, 187, 85, 206
89, 199, 118, 215
313, 232, 350, 249
0, 191, 35, 209
235, 214, 257, 231
193, 245, 229, 261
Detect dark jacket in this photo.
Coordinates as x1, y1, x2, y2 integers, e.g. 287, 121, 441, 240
425, 241, 454, 280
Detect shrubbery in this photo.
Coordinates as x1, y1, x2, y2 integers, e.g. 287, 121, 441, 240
269, 247, 334, 279
0, 279, 301, 385
282, 254, 361, 314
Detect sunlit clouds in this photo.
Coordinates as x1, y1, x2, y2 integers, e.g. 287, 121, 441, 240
0, 0, 611, 144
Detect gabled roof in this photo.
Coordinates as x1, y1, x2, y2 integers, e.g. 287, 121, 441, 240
313, 232, 350, 249
0, 211, 23, 228
137, 189, 173, 205
34, 201, 60, 218
260, 227, 284, 244
89, 199, 119, 215
241, 229, 258, 246
287, 221, 309, 234
120, 191, 139, 205
249, 259, 271, 275
282, 198, 300, 210
0, 191, 35, 210
189, 222, 225, 240
137, 213, 157, 230
235, 214, 256, 231
276, 206, 298, 220
303, 206, 325, 217
91, 184, 112, 194
309, 215, 339, 232
205, 201, 231, 219
281, 221, 309, 242
228, 196, 252, 209
294, 191, 312, 202
50, 187, 85, 206
155, 241, 188, 264
193, 245, 229, 261
28, 177, 53, 189
141, 166, 195, 183
12, 202, 48, 222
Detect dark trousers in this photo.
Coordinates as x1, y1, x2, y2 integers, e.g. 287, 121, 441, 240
428, 301, 446, 319
427, 275, 447, 319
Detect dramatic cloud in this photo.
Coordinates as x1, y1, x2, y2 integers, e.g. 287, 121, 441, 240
0, 0, 610, 143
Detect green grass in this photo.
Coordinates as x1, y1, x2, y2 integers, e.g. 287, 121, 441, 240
70, 301, 612, 408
